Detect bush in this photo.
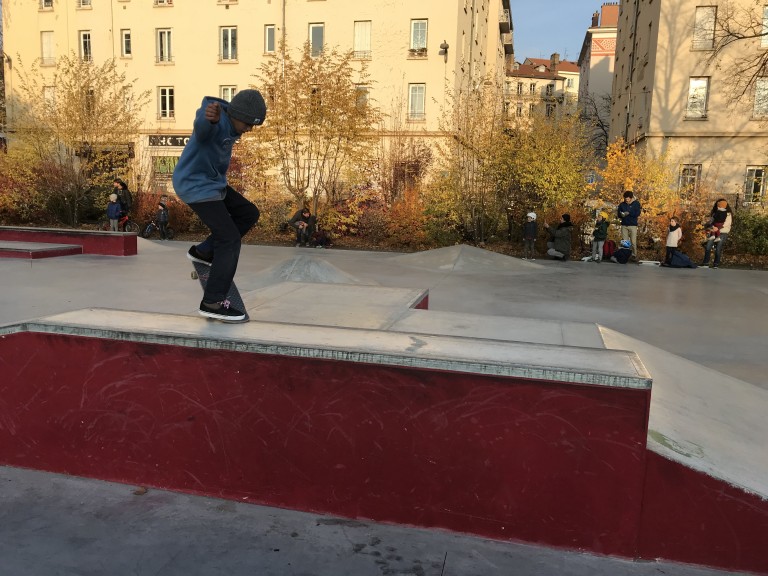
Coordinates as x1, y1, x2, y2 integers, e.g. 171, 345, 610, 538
730, 209, 768, 256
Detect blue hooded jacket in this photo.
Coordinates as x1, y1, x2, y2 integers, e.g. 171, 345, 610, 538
172, 96, 243, 204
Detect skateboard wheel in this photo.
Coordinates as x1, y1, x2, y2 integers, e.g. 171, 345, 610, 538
191, 271, 199, 280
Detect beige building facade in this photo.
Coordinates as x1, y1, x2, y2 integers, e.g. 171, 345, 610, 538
609, 0, 768, 205
506, 54, 578, 120
578, 3, 618, 106
2, 0, 512, 193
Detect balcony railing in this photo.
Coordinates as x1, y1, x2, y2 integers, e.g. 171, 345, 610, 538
407, 112, 426, 122
502, 33, 513, 55
353, 50, 372, 60
407, 48, 428, 59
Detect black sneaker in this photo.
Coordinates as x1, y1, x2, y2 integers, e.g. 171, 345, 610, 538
188, 245, 213, 266
199, 300, 247, 322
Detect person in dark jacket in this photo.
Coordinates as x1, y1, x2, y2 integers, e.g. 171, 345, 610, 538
590, 211, 609, 262
522, 212, 538, 260
610, 239, 633, 264
113, 179, 133, 218
106, 193, 122, 232
617, 191, 642, 260
156, 202, 170, 240
544, 213, 573, 261
289, 207, 314, 247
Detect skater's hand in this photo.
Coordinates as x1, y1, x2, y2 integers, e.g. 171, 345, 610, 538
205, 102, 221, 124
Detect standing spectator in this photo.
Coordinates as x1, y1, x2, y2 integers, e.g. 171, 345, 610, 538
543, 213, 573, 261
701, 198, 733, 269
662, 216, 682, 266
106, 193, 122, 232
156, 202, 170, 240
173, 89, 267, 322
113, 178, 133, 218
617, 191, 642, 260
590, 211, 609, 262
522, 212, 538, 260
289, 207, 314, 247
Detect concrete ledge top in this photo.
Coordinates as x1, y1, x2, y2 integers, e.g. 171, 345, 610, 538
2, 308, 651, 389
0, 241, 83, 251
0, 225, 134, 237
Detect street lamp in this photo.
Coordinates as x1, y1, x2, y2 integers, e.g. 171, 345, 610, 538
439, 41, 449, 63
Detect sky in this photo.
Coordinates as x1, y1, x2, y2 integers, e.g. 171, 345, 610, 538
510, 0, 596, 63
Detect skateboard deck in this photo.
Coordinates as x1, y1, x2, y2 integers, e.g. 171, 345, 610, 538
190, 260, 249, 322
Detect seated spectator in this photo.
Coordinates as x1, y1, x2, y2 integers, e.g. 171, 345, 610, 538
288, 207, 314, 247
610, 239, 633, 264
543, 213, 573, 261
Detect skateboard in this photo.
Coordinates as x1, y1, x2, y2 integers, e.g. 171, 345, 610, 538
190, 260, 249, 322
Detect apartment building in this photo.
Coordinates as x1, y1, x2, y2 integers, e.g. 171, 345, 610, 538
2, 0, 513, 192
578, 3, 618, 107
610, 0, 768, 205
506, 53, 577, 120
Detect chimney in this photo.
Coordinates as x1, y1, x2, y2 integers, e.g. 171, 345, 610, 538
550, 52, 560, 71
591, 11, 600, 27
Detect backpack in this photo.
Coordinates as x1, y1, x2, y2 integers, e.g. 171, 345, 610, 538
603, 239, 617, 259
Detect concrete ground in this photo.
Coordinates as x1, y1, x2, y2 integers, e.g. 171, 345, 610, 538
1, 239, 765, 576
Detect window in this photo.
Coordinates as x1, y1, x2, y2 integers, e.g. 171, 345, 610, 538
762, 6, 768, 48
77, 0, 92, 8
220, 27, 238, 61
755, 77, 768, 117
309, 23, 324, 57
156, 29, 173, 63
355, 85, 370, 109
679, 164, 701, 198
79, 31, 92, 62
516, 103, 523, 117
121, 30, 132, 57
692, 6, 716, 50
265, 25, 275, 53
354, 20, 372, 59
39, 0, 53, 9
220, 86, 237, 101
41, 31, 55, 66
408, 83, 426, 121
154, 0, 173, 5
546, 103, 555, 117
516, 82, 523, 95
744, 166, 767, 202
43, 86, 55, 109
546, 84, 554, 96
529, 83, 536, 95
567, 78, 573, 88
529, 103, 535, 115
158, 87, 175, 119
686, 77, 709, 118
410, 19, 427, 50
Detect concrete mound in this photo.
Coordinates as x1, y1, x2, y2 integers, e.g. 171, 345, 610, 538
392, 244, 547, 274
247, 254, 368, 287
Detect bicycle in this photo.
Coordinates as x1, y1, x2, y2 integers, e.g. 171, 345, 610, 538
98, 213, 140, 233
141, 219, 175, 240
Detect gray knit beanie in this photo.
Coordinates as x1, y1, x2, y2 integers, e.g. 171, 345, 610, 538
227, 89, 267, 126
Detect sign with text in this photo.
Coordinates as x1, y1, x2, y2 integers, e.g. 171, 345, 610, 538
149, 135, 191, 147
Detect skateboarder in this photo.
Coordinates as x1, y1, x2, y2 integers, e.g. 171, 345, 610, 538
172, 89, 267, 321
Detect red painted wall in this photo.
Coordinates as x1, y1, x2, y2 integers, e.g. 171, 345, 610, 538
0, 331, 651, 556
638, 450, 768, 575
0, 227, 137, 256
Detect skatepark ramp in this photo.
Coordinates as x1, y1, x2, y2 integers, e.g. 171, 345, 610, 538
0, 284, 766, 575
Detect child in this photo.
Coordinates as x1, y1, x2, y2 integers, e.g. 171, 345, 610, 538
591, 211, 609, 262
172, 89, 267, 322
522, 212, 537, 260
704, 199, 728, 243
610, 239, 633, 264
156, 202, 169, 240
663, 216, 682, 266
106, 193, 122, 231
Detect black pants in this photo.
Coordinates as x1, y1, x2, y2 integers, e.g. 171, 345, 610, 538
189, 187, 260, 303
665, 246, 677, 264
